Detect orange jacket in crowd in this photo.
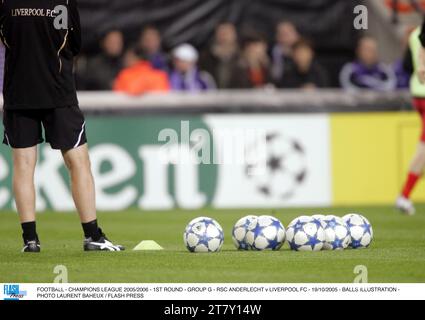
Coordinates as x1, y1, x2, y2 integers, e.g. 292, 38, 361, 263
113, 61, 170, 95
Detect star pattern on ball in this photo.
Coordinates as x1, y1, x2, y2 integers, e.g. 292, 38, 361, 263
192, 223, 204, 234
312, 218, 322, 227
346, 218, 355, 229
292, 222, 305, 234
327, 218, 337, 228
197, 235, 212, 248
252, 223, 264, 238
312, 218, 320, 224
331, 238, 344, 250
185, 217, 225, 253
202, 219, 215, 228
243, 220, 252, 228
289, 240, 302, 251
296, 170, 307, 183
351, 239, 362, 249
244, 132, 308, 201
240, 243, 249, 250
267, 155, 284, 173
362, 222, 372, 235
306, 234, 322, 250
266, 238, 281, 250
259, 186, 271, 196
271, 219, 283, 231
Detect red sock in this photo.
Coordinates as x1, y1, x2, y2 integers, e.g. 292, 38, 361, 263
402, 173, 420, 198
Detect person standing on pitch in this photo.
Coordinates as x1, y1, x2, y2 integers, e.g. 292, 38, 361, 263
0, 0, 124, 252
397, 20, 425, 215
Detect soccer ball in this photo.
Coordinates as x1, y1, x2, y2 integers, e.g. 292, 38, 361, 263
245, 216, 286, 251
322, 215, 351, 251
232, 215, 258, 250
288, 215, 312, 227
286, 217, 325, 251
184, 217, 224, 253
311, 214, 327, 228
343, 214, 373, 249
245, 133, 307, 200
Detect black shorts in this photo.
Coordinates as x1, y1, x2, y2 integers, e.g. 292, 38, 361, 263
2, 106, 87, 150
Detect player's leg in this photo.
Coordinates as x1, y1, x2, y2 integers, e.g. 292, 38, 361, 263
3, 109, 43, 252
402, 141, 425, 196
397, 142, 425, 215
43, 106, 124, 251
397, 98, 425, 215
13, 147, 38, 224
12, 147, 41, 252
62, 144, 97, 224
62, 144, 124, 251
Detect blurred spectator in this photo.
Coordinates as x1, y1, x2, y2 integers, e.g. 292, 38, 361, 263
393, 28, 414, 89
83, 30, 124, 90
340, 36, 396, 91
169, 44, 216, 92
394, 58, 411, 89
230, 34, 271, 89
113, 48, 170, 95
200, 23, 240, 89
271, 21, 300, 83
279, 39, 329, 89
137, 26, 168, 71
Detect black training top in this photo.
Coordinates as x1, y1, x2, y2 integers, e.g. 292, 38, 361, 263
0, 0, 81, 110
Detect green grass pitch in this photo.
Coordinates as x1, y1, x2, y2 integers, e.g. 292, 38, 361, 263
1, 206, 425, 283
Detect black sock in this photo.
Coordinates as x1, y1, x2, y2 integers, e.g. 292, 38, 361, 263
21, 221, 37, 241
82, 220, 102, 241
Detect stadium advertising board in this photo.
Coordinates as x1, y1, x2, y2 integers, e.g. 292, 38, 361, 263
0, 114, 332, 211
331, 112, 424, 205
0, 112, 422, 211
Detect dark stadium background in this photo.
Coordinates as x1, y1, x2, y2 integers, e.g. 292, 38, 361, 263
78, 0, 361, 87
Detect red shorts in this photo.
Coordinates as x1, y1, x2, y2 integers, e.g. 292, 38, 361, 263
413, 98, 425, 142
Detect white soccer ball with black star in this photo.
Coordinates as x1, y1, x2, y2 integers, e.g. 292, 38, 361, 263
286, 217, 325, 251
322, 215, 351, 251
232, 215, 258, 250
343, 214, 373, 249
184, 217, 224, 253
245, 216, 286, 251
245, 133, 307, 200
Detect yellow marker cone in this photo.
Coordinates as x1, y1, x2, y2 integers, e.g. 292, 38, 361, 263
133, 240, 164, 251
